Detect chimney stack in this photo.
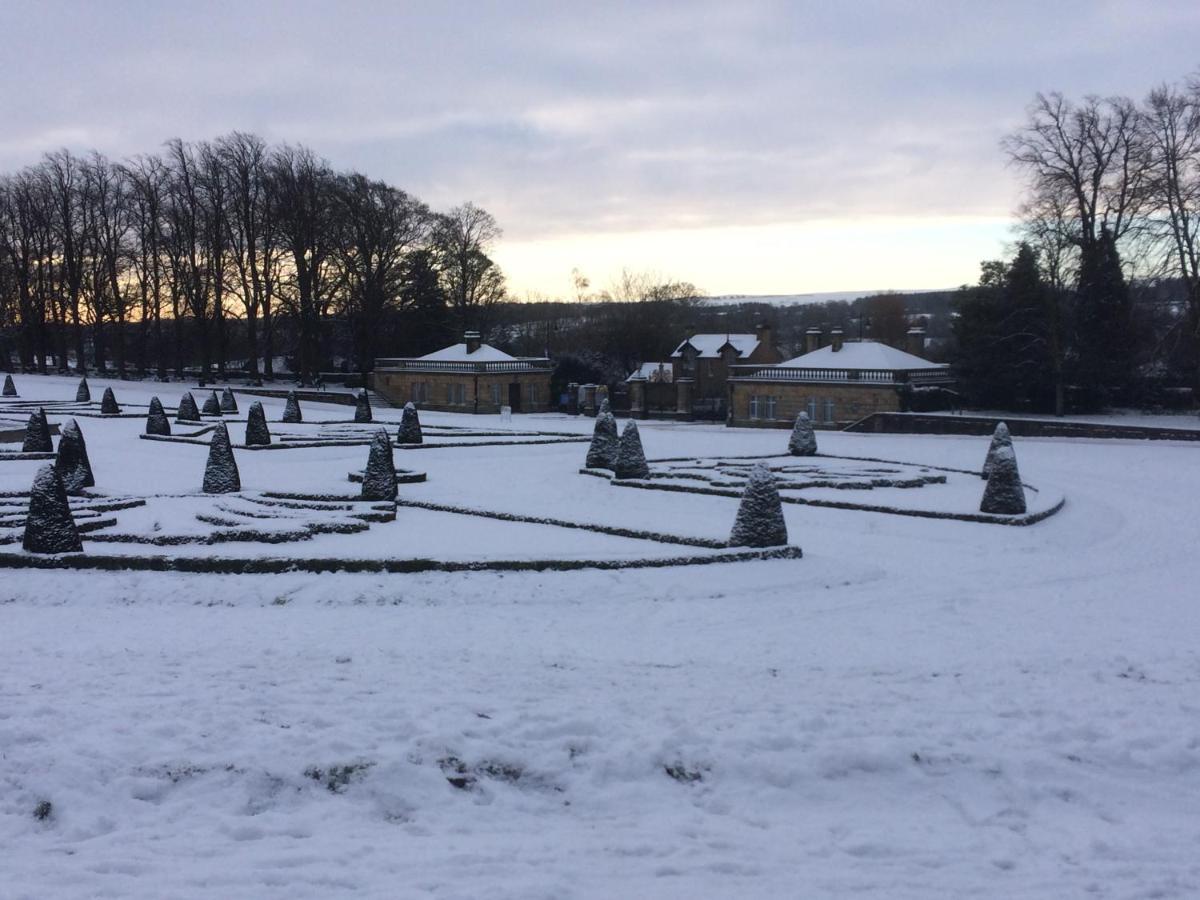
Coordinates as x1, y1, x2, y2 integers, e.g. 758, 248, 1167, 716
831, 327, 844, 353
755, 322, 772, 347
464, 331, 482, 354
906, 327, 926, 358
804, 327, 821, 354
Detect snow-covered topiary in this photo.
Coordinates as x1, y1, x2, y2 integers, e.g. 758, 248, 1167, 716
729, 463, 789, 547
201, 390, 222, 416
3, 374, 17, 396
281, 391, 302, 423
979, 443, 1026, 515
22, 464, 82, 554
354, 389, 373, 423
788, 411, 818, 456
598, 397, 611, 416
202, 422, 241, 493
361, 429, 398, 500
397, 402, 422, 444
245, 401, 272, 446
614, 420, 650, 479
22, 409, 53, 453
146, 397, 171, 436
585, 411, 619, 469
75, 377, 90, 403
176, 391, 200, 423
54, 418, 95, 494
100, 386, 121, 414
981, 421, 1013, 479
220, 387, 238, 414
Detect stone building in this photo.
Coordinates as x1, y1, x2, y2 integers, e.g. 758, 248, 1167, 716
726, 327, 952, 428
373, 332, 553, 414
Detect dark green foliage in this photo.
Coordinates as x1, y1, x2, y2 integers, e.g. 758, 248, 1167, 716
146, 397, 171, 436
354, 389, 373, 423
981, 421, 1012, 479
22, 409, 53, 453
787, 411, 817, 456
396, 402, 422, 444
282, 391, 302, 423
361, 430, 398, 500
201, 390, 222, 416
75, 378, 90, 403
54, 418, 94, 494
3, 374, 16, 396
176, 392, 200, 423
202, 422, 241, 493
1074, 229, 1133, 403
100, 387, 120, 414
729, 463, 789, 547
980, 443, 1026, 515
614, 420, 650, 479
585, 411, 619, 469
23, 464, 82, 554
220, 388, 238, 414
33, 800, 53, 821
245, 401, 272, 446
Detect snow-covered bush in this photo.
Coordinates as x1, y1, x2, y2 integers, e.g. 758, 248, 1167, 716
614, 420, 650, 479
282, 391, 302, 423
146, 397, 171, 436
361, 429, 398, 500
54, 418, 95, 494
201, 390, 222, 416
202, 422, 241, 493
729, 463, 789, 547
354, 389, 373, 423
598, 397, 611, 416
585, 411, 619, 469
788, 412, 817, 456
981, 421, 1013, 479
245, 401, 272, 446
100, 387, 121, 415
397, 402, 423, 445
22, 409, 53, 453
75, 377, 90, 403
22, 464, 82, 554
3, 374, 16, 396
176, 392, 201, 423
220, 387, 238, 414
980, 443, 1026, 515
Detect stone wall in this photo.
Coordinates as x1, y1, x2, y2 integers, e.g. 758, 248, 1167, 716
374, 369, 553, 414
727, 381, 902, 428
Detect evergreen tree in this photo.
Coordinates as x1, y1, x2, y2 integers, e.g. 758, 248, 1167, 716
585, 410, 619, 469
202, 422, 241, 493
281, 391, 303, 423
146, 397, 171, 436
729, 463, 789, 547
54, 418, 95, 494
22, 409, 53, 453
75, 377, 90, 403
100, 387, 121, 414
176, 391, 201, 423
980, 443, 1027, 515
361, 429, 398, 500
981, 421, 1013, 479
245, 401, 272, 446
787, 411, 818, 456
397, 402, 423, 444
201, 390, 222, 416
1074, 228, 1133, 404
3, 374, 17, 396
614, 420, 650, 479
220, 388, 238, 414
354, 389, 373, 423
22, 464, 82, 554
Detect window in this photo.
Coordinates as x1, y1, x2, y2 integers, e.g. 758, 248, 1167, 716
749, 395, 778, 420
806, 398, 817, 420
490, 384, 502, 406
766, 396, 778, 419
445, 383, 466, 406
411, 382, 428, 403
528, 384, 539, 405
823, 399, 835, 423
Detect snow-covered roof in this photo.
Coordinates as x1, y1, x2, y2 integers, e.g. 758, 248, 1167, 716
671, 334, 761, 359
779, 340, 946, 370
627, 362, 674, 383
418, 343, 516, 363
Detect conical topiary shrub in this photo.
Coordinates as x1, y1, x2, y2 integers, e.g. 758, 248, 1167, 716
981, 421, 1013, 479
176, 391, 201, 423
100, 386, 121, 414
585, 410, 619, 469
354, 389, 373, 423
245, 401, 272, 446
22, 409, 53, 453
76, 377, 90, 403
202, 422, 241, 493
54, 418, 95, 494
281, 391, 302, 423
201, 390, 222, 416
614, 420, 651, 479
979, 443, 1027, 515
788, 411, 818, 456
361, 429, 398, 501
396, 402, 423, 445
22, 464, 82, 554
598, 397, 611, 416
729, 463, 789, 547
220, 387, 238, 414
146, 396, 171, 436
3, 374, 17, 396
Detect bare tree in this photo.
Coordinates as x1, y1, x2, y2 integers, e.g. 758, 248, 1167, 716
436, 202, 506, 333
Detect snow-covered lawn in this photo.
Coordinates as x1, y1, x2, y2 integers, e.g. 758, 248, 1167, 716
1, 374, 1198, 898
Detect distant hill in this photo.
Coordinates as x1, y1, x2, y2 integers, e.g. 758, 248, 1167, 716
705, 290, 953, 306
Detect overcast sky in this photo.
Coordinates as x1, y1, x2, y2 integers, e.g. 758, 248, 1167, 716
2, 1, 1197, 298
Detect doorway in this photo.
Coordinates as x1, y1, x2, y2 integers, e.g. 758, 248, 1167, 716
508, 382, 522, 412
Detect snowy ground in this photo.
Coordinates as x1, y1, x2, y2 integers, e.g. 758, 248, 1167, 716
1, 375, 1199, 898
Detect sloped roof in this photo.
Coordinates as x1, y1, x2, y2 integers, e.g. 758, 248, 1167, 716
627, 362, 674, 383
671, 334, 761, 359
779, 340, 945, 370
418, 342, 516, 363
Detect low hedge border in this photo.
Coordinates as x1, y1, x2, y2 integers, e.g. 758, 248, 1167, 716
346, 469, 427, 485
0, 452, 56, 461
